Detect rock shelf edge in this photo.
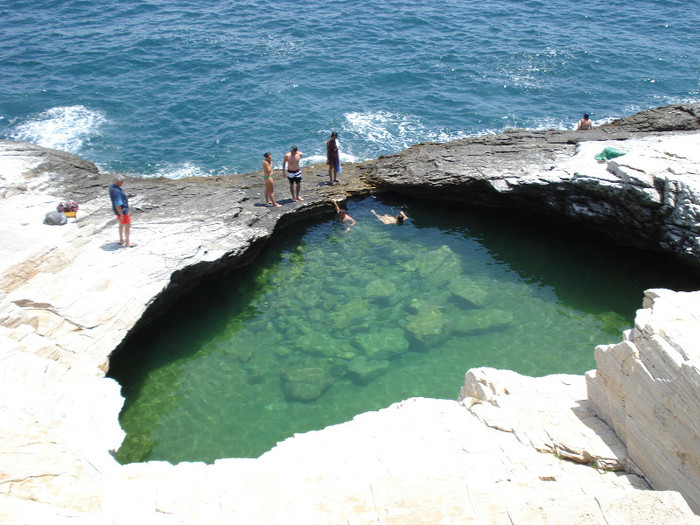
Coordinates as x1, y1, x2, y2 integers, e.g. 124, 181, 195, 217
1, 102, 700, 523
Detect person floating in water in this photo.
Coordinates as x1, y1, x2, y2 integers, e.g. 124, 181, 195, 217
332, 198, 355, 231
371, 209, 408, 224
577, 113, 593, 130
326, 131, 340, 185
282, 145, 304, 202
262, 152, 281, 207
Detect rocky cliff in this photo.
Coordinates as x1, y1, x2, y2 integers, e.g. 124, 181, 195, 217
1, 103, 699, 523
587, 288, 700, 512
360, 103, 700, 266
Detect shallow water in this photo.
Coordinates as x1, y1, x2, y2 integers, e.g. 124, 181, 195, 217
109, 197, 700, 463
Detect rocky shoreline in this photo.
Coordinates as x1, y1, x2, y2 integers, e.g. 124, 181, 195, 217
1, 103, 700, 523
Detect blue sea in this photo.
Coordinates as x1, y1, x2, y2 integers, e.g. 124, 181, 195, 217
1, 0, 698, 178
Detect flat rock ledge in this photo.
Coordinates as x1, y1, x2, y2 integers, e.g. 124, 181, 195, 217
1, 103, 700, 523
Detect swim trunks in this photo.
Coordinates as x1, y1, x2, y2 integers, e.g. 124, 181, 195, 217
117, 213, 131, 224
109, 182, 129, 215
287, 170, 302, 182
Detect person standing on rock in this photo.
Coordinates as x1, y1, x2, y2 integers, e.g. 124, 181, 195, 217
326, 132, 340, 185
109, 174, 134, 247
282, 145, 304, 202
262, 152, 280, 207
577, 113, 593, 130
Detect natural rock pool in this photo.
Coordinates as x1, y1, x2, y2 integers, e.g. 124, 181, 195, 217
109, 196, 699, 464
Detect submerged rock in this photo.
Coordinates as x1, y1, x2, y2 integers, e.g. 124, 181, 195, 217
450, 308, 513, 335
346, 355, 390, 385
222, 330, 260, 362
365, 278, 396, 300
448, 275, 491, 308
354, 329, 408, 360
295, 331, 339, 358
404, 245, 462, 287
333, 298, 372, 330
280, 366, 333, 402
406, 305, 449, 344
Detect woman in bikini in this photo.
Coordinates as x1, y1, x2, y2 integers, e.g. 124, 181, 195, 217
263, 152, 280, 207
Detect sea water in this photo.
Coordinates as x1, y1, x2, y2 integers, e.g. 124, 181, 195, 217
1, 0, 698, 178
109, 197, 700, 463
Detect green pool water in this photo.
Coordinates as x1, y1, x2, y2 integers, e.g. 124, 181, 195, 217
109, 196, 699, 464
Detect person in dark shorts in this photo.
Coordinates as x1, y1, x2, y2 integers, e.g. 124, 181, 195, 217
282, 145, 304, 202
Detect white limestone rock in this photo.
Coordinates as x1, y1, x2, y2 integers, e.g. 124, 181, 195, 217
459, 368, 632, 472
587, 288, 700, 513
3, 122, 700, 522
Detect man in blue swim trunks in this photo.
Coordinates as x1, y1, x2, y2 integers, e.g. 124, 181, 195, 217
282, 145, 304, 202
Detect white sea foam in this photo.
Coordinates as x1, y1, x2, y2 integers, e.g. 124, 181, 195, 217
147, 162, 212, 180
301, 151, 360, 168
301, 154, 326, 167
343, 111, 469, 159
10, 105, 106, 154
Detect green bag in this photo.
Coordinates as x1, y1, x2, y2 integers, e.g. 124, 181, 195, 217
594, 147, 627, 162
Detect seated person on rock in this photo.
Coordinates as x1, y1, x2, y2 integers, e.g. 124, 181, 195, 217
577, 113, 593, 130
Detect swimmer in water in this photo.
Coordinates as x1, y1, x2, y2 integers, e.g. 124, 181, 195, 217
332, 198, 356, 231
371, 209, 408, 224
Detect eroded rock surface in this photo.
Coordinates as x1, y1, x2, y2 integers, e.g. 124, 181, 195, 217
587, 288, 700, 513
1, 103, 700, 523
361, 102, 700, 266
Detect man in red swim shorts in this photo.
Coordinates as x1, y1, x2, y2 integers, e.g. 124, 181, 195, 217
109, 174, 134, 247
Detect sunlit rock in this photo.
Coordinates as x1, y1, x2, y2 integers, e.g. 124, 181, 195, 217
2, 103, 700, 522
587, 288, 700, 513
